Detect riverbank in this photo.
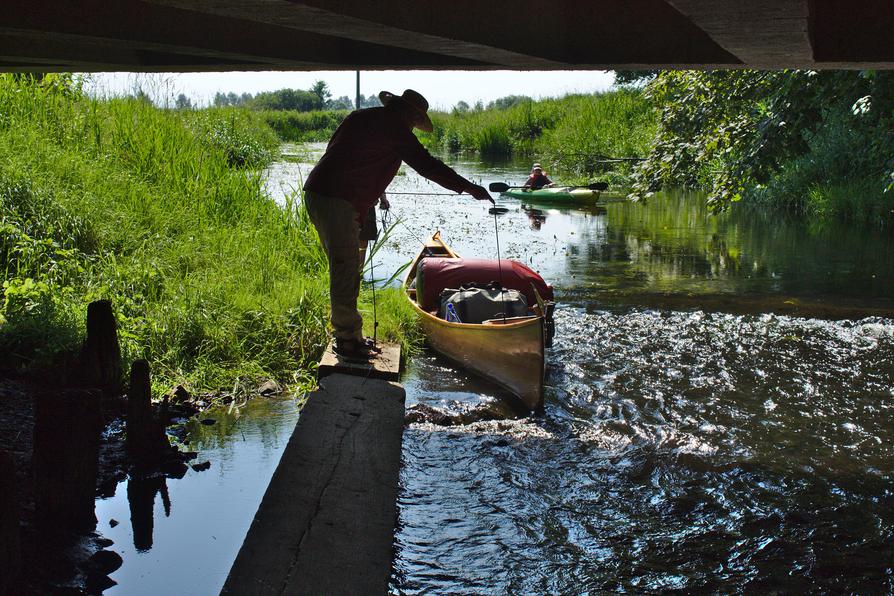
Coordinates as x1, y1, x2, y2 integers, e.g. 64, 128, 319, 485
260, 108, 348, 143
4, 99, 891, 592
0, 74, 417, 399
420, 89, 656, 187
632, 70, 894, 228
215, 81, 890, 229
0, 75, 417, 593
242, 90, 657, 188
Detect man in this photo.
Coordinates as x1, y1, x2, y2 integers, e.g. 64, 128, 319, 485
523, 163, 554, 189
304, 89, 493, 360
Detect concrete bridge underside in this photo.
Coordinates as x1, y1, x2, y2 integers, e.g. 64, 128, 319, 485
1, 1, 893, 72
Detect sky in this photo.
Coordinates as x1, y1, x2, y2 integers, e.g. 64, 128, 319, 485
85, 70, 617, 110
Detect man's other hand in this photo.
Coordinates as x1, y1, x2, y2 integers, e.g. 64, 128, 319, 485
467, 184, 495, 205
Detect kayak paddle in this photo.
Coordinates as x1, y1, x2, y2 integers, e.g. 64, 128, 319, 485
488, 182, 608, 192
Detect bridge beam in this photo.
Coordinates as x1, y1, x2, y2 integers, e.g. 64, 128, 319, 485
1, 0, 894, 71
667, 0, 813, 67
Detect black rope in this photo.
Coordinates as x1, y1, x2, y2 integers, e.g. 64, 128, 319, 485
390, 208, 434, 257
384, 191, 459, 196
493, 209, 507, 323
370, 241, 378, 347
368, 205, 393, 348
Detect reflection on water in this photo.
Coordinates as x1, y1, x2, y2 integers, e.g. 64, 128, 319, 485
394, 308, 894, 593
127, 475, 170, 552
266, 146, 894, 314
523, 205, 548, 231
264, 148, 894, 592
94, 398, 300, 595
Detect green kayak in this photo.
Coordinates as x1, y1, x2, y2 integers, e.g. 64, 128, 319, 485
501, 186, 600, 203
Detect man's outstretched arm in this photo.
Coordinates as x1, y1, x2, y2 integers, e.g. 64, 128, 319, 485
398, 133, 492, 203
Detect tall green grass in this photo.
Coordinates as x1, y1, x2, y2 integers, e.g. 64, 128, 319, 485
422, 90, 657, 185
260, 109, 348, 143
0, 75, 414, 397
745, 108, 893, 227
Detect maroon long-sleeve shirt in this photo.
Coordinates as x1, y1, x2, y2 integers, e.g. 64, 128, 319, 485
304, 106, 473, 216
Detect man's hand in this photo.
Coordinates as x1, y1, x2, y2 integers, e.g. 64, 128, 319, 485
378, 194, 390, 210
467, 183, 495, 205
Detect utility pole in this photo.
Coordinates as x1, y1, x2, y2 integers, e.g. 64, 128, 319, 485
355, 70, 360, 110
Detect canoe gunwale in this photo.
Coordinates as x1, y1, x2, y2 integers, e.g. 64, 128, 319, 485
403, 232, 547, 410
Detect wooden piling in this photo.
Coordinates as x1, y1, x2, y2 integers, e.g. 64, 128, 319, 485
0, 450, 20, 594
80, 300, 122, 395
32, 389, 103, 534
126, 360, 168, 467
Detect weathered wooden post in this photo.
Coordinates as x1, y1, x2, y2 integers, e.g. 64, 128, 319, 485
0, 450, 21, 594
126, 360, 169, 467
80, 300, 122, 396
32, 389, 103, 534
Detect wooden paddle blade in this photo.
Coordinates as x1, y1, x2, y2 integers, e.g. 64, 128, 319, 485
488, 182, 510, 192
588, 182, 609, 191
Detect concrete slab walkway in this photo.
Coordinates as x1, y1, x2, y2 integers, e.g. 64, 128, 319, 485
222, 373, 405, 595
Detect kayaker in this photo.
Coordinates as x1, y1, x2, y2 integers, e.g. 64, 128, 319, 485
523, 163, 554, 189
304, 89, 493, 360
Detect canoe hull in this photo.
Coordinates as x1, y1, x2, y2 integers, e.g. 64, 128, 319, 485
404, 232, 546, 410
418, 311, 544, 410
502, 187, 599, 203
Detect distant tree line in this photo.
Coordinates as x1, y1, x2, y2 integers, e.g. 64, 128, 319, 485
203, 80, 381, 112
450, 95, 538, 114
211, 91, 254, 107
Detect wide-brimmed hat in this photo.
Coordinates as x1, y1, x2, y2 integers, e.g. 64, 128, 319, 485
379, 89, 434, 132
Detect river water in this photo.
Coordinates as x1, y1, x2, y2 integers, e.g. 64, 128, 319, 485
97, 145, 894, 593
95, 399, 301, 594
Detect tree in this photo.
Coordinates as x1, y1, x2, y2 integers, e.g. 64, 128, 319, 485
452, 100, 470, 114
632, 70, 894, 213
175, 93, 192, 110
249, 88, 319, 111
486, 95, 532, 110
310, 80, 331, 110
328, 95, 354, 110
358, 93, 381, 108
614, 70, 659, 86
213, 92, 228, 107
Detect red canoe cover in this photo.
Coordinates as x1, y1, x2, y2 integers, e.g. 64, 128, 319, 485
416, 257, 554, 311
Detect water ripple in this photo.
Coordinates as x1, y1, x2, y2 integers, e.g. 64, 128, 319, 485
393, 306, 894, 593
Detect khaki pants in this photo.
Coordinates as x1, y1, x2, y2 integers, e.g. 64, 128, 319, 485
304, 191, 363, 341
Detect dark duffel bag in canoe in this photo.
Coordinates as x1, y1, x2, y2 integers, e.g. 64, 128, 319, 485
438, 282, 528, 324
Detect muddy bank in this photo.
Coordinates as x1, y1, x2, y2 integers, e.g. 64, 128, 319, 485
0, 374, 128, 593
0, 366, 286, 595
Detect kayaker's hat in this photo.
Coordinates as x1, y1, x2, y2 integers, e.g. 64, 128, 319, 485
532, 163, 543, 172
379, 89, 434, 133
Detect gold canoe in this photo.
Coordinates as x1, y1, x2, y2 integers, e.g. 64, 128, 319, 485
403, 232, 546, 410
